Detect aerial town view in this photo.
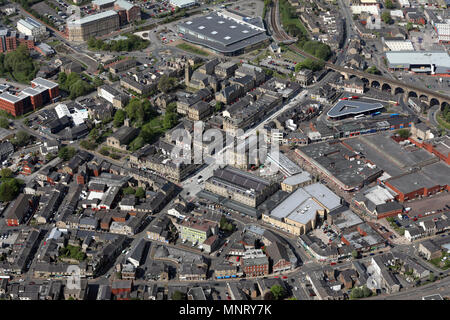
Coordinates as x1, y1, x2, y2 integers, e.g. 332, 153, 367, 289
0, 0, 448, 307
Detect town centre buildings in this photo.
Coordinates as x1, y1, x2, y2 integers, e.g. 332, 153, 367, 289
262, 183, 343, 236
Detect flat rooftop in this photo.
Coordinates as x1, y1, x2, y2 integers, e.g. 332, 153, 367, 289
270, 183, 341, 224
385, 51, 450, 72
298, 141, 383, 189
282, 171, 312, 186
177, 10, 268, 54
327, 100, 384, 118
31, 77, 58, 89
345, 134, 437, 177
67, 10, 117, 26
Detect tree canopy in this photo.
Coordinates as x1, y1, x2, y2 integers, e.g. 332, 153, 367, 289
113, 109, 126, 128
135, 187, 146, 199
58, 146, 77, 161
295, 58, 325, 72
11, 131, 31, 147
0, 178, 21, 202
0, 45, 37, 83
270, 285, 286, 300
157, 75, 178, 94
88, 35, 149, 52
58, 72, 94, 100
171, 291, 186, 300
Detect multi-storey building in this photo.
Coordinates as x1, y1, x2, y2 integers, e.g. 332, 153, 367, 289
241, 249, 269, 277
0, 78, 59, 116
67, 11, 120, 42
0, 28, 34, 53
178, 216, 218, 244
17, 18, 46, 39
204, 166, 278, 208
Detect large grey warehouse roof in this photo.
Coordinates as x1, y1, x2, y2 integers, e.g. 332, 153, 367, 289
270, 183, 341, 224
385, 51, 450, 73
177, 10, 269, 54
327, 100, 384, 118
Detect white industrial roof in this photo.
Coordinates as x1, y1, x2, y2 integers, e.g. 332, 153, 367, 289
55, 103, 70, 119
92, 0, 115, 6
386, 51, 450, 69
270, 183, 341, 225
170, 0, 197, 7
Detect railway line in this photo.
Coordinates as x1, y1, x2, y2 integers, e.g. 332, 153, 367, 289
268, 0, 450, 106
269, 0, 293, 42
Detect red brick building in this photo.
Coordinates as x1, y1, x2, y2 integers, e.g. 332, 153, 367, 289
266, 242, 292, 273
241, 255, 269, 277
0, 30, 34, 53
4, 194, 38, 226
0, 78, 59, 116
111, 280, 132, 300
114, 0, 141, 24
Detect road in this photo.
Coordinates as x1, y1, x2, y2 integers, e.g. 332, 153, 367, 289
179, 89, 310, 200
366, 276, 450, 300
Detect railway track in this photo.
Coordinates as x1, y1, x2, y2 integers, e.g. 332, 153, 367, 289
268, 2, 450, 104
270, 0, 292, 42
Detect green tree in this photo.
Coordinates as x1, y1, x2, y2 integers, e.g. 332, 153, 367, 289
135, 187, 146, 199
270, 285, 286, 300
129, 136, 145, 151
0, 168, 13, 180
11, 131, 31, 147
406, 22, 414, 31
2, 45, 37, 83
215, 101, 224, 112
163, 110, 178, 130
367, 66, 381, 75
349, 287, 363, 299
0, 178, 21, 202
88, 127, 99, 141
158, 75, 177, 93
385, 0, 395, 9
93, 76, 103, 87
171, 291, 186, 300
295, 58, 325, 72
113, 109, 126, 127
361, 286, 372, 297
58, 146, 76, 161
382, 11, 393, 24
429, 273, 436, 282
0, 117, 9, 129
397, 129, 411, 139
99, 147, 110, 156
123, 186, 136, 195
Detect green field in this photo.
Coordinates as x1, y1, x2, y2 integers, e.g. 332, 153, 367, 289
176, 43, 209, 56
279, 0, 308, 38
437, 113, 450, 130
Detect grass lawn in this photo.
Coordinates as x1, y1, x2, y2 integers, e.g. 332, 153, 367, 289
176, 43, 209, 56
281, 49, 306, 63
430, 253, 450, 270
279, 0, 308, 38
436, 113, 450, 130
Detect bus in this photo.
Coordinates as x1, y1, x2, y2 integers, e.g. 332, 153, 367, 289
354, 114, 365, 120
